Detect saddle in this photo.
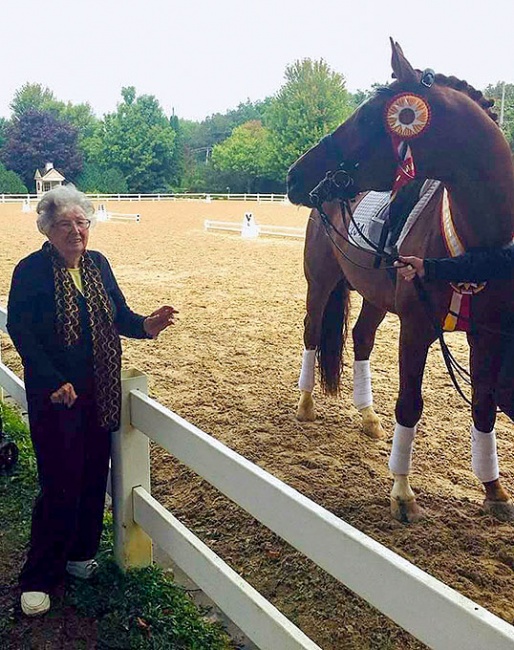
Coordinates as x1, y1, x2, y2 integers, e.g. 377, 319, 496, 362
347, 179, 442, 264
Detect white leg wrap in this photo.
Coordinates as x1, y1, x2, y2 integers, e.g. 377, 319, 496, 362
389, 422, 417, 475
353, 360, 373, 410
298, 349, 316, 392
471, 424, 499, 483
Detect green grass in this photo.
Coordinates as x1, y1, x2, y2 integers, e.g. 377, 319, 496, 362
0, 401, 234, 649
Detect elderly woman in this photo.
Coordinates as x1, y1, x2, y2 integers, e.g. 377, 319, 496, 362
7, 185, 176, 617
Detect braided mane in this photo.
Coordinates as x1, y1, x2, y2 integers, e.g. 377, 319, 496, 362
434, 73, 498, 123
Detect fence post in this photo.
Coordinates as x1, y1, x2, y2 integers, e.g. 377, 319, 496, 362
111, 368, 153, 569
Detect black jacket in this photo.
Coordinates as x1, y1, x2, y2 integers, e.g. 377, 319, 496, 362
7, 248, 149, 399
424, 246, 514, 283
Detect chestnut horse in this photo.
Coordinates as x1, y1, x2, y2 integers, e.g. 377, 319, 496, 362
288, 39, 514, 523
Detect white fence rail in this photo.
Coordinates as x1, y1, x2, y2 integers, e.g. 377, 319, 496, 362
108, 212, 141, 223
204, 219, 304, 239
1, 304, 514, 649
0, 193, 289, 204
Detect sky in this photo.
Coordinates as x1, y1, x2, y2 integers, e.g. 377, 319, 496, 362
1, 0, 513, 123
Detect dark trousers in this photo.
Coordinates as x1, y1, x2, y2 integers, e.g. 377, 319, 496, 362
497, 342, 514, 422
20, 392, 111, 592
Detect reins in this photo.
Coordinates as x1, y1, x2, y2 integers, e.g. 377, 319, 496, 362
309, 175, 398, 270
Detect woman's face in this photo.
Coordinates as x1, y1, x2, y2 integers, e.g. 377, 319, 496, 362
47, 205, 90, 263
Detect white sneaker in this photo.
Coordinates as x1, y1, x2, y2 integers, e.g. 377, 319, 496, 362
66, 559, 98, 580
21, 591, 50, 616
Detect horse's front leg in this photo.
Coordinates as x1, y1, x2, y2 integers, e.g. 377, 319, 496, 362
389, 327, 432, 523
352, 300, 387, 439
468, 332, 514, 521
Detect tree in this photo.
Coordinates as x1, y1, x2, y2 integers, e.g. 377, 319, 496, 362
211, 121, 274, 192
99, 87, 176, 192
61, 102, 103, 163
10, 83, 63, 120
484, 82, 514, 151
8, 83, 103, 168
350, 82, 390, 109
168, 113, 185, 189
0, 162, 28, 193
76, 162, 128, 194
1, 110, 83, 188
265, 59, 353, 180
0, 118, 8, 152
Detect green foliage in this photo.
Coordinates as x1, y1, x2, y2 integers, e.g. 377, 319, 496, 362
0, 402, 37, 544
1, 109, 83, 188
100, 88, 177, 193
0, 162, 28, 193
484, 82, 514, 150
0, 118, 8, 152
168, 113, 185, 189
190, 100, 270, 151
61, 102, 103, 163
76, 162, 128, 194
0, 402, 35, 477
350, 82, 390, 109
178, 100, 271, 190
211, 120, 274, 192
69, 559, 231, 649
265, 58, 353, 180
9, 82, 63, 119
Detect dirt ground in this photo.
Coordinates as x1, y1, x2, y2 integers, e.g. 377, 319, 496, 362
2, 198, 514, 650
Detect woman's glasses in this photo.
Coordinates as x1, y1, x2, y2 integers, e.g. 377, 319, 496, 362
53, 219, 92, 232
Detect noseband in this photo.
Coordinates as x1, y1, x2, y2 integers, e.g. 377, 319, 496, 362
308, 136, 359, 206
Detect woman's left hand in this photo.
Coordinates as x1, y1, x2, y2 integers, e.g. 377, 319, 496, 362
143, 305, 178, 338
394, 256, 425, 281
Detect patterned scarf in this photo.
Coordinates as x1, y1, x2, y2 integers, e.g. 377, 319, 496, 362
44, 241, 122, 431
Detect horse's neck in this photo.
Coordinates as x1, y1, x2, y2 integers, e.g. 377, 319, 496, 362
447, 174, 514, 248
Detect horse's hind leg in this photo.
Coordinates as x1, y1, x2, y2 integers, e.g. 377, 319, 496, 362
352, 300, 387, 439
297, 276, 342, 422
468, 332, 514, 521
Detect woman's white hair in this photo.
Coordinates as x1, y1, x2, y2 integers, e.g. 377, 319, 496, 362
36, 184, 96, 235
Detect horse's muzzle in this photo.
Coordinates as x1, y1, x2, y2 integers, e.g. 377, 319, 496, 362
286, 169, 313, 207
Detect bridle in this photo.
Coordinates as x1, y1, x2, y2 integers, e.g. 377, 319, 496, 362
308, 136, 398, 270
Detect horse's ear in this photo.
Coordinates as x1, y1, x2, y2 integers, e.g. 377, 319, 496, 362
390, 37, 417, 83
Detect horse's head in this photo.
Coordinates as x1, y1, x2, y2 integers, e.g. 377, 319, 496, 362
287, 39, 505, 209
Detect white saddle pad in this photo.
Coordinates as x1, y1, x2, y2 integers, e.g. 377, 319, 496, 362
347, 180, 442, 253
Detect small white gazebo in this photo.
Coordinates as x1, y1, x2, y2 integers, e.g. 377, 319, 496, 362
34, 162, 65, 196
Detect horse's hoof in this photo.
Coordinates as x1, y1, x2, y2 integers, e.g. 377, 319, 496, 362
359, 406, 386, 439
296, 406, 316, 422
483, 499, 514, 521
362, 419, 386, 439
297, 392, 316, 422
390, 497, 424, 524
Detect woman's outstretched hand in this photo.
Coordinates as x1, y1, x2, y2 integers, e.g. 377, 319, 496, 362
143, 306, 178, 338
394, 256, 425, 281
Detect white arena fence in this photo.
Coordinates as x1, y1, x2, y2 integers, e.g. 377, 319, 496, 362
1, 305, 514, 650
204, 219, 304, 239
107, 212, 140, 223
1, 193, 290, 204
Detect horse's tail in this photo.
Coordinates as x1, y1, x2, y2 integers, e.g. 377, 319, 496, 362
317, 279, 351, 396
